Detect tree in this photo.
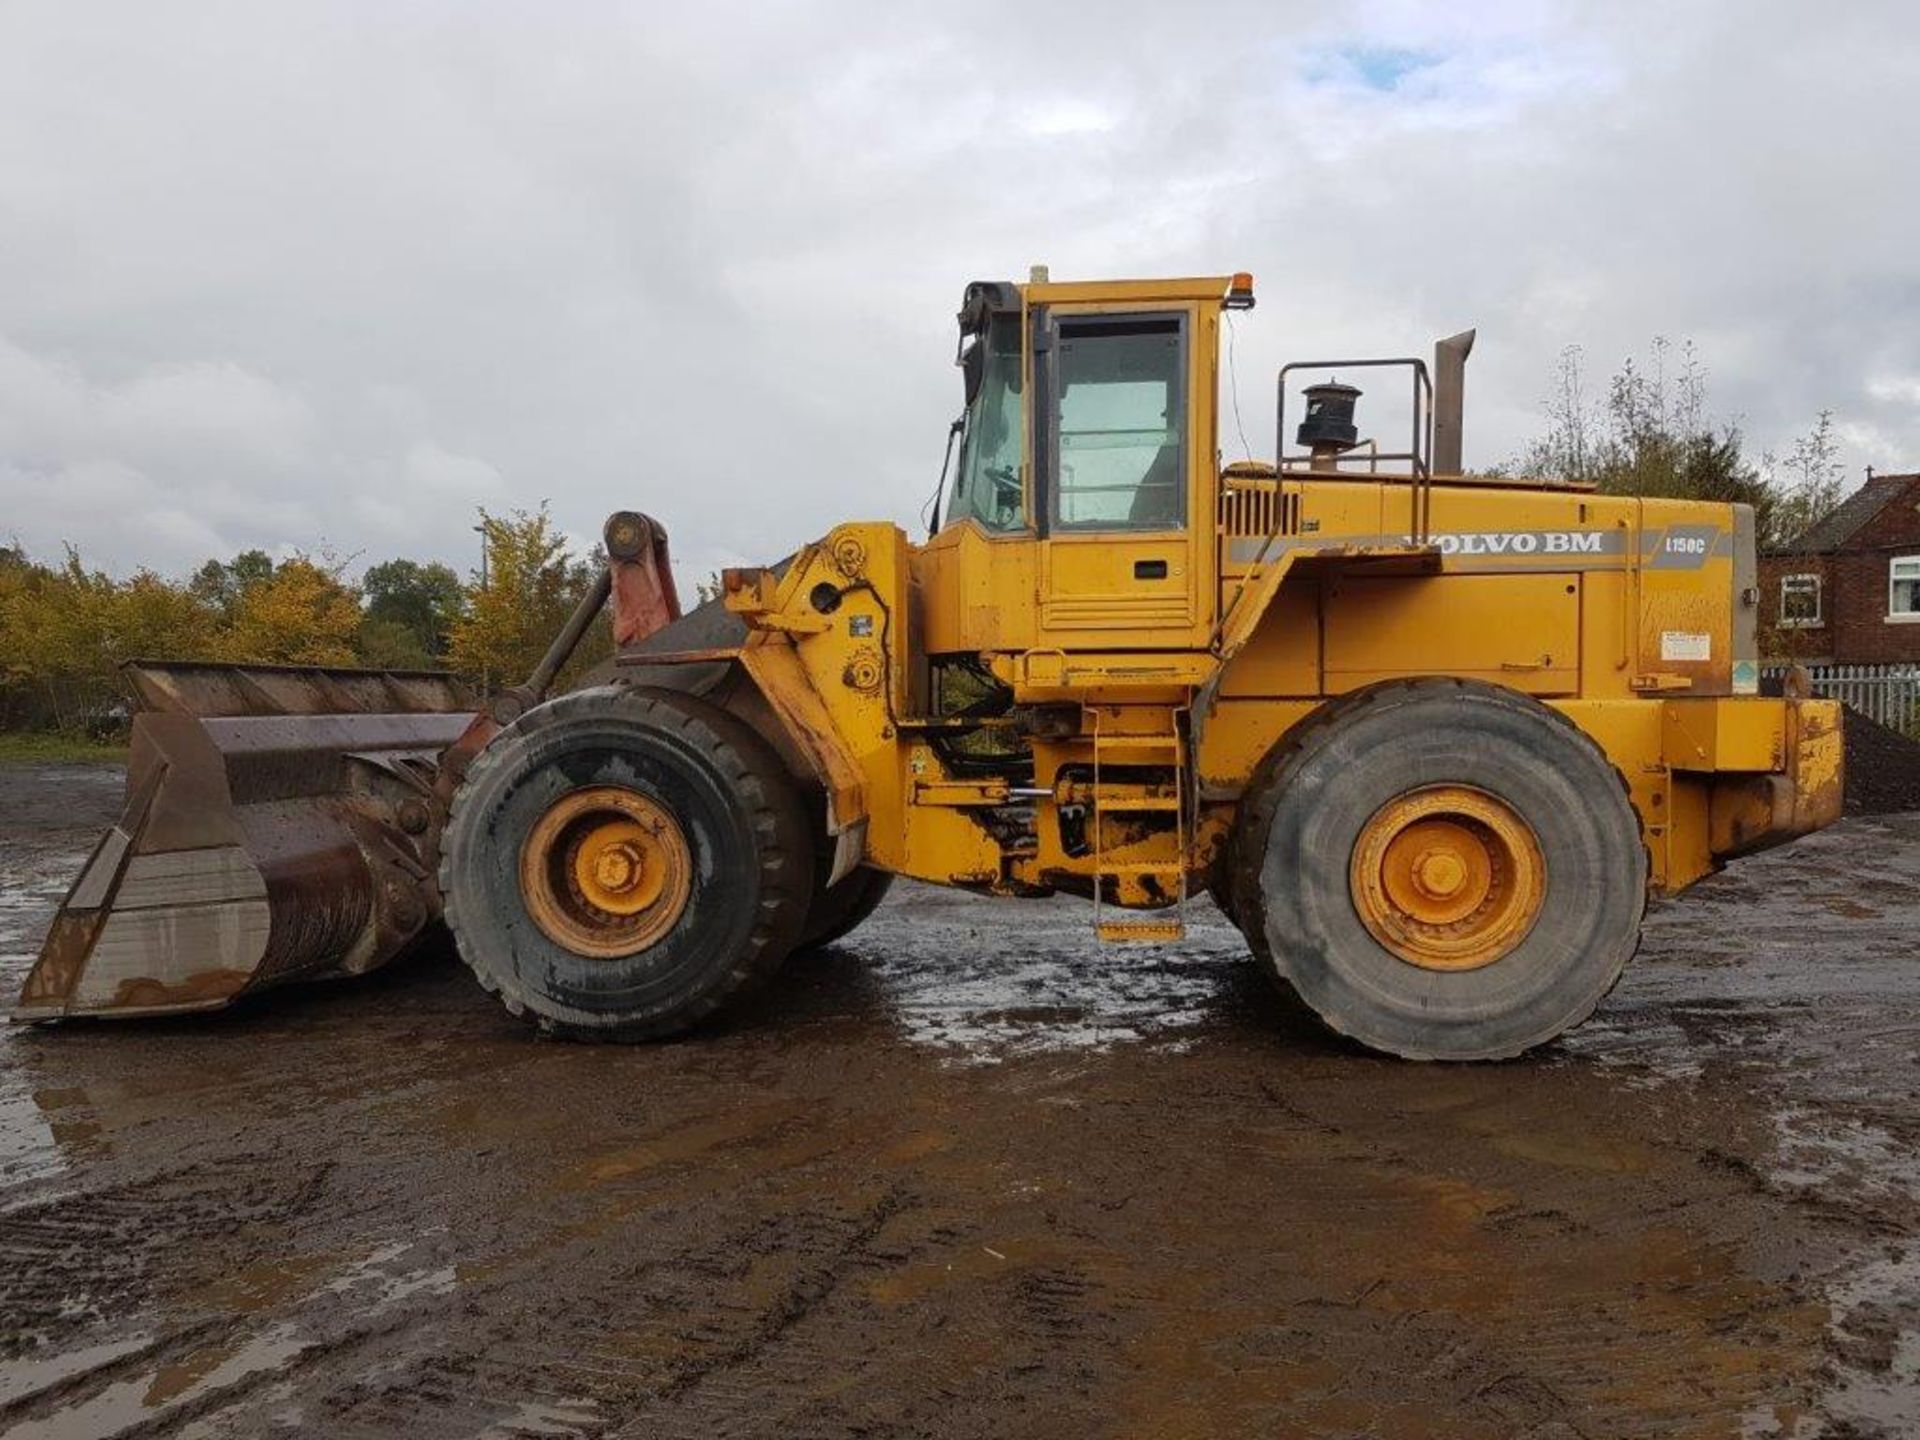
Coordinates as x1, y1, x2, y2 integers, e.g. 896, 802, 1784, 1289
1520, 345, 1596, 484
445, 505, 610, 693
189, 549, 277, 616
1, 537, 489, 737
222, 556, 362, 665
1515, 338, 1826, 550
1768, 410, 1846, 551
0, 548, 222, 731
362, 558, 464, 661
354, 616, 435, 670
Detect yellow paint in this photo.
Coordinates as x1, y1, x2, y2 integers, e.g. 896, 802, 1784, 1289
666, 272, 1839, 910
519, 787, 692, 957
1349, 786, 1546, 971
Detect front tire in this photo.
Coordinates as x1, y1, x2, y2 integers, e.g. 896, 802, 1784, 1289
1231, 679, 1646, 1061
441, 686, 812, 1041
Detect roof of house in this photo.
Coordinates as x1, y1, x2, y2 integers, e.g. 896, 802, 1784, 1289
1789, 472, 1920, 554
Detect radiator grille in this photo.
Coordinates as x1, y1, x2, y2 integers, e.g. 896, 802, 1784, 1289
1218, 484, 1299, 539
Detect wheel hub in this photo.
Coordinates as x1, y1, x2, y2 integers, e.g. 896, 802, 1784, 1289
1350, 786, 1545, 972
520, 787, 692, 958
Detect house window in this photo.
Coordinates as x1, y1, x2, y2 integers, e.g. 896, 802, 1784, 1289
1892, 556, 1920, 621
1780, 574, 1822, 627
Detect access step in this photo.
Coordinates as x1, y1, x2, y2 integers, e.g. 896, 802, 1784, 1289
1096, 919, 1188, 944
1093, 733, 1183, 752
1095, 795, 1180, 813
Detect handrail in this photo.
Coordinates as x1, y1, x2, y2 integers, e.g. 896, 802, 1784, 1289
1275, 357, 1434, 546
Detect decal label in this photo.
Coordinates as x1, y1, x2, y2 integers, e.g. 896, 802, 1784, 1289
1224, 526, 1730, 572
1661, 631, 1712, 662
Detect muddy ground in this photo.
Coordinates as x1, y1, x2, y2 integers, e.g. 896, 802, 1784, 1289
0, 762, 1916, 1439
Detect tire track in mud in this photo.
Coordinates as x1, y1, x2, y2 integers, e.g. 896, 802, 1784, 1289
0, 1158, 335, 1354
4, 761, 1920, 1436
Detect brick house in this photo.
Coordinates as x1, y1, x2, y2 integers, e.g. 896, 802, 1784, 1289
1759, 471, 1920, 664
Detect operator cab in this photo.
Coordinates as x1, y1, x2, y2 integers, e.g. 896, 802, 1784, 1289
942, 277, 1210, 539
931, 271, 1245, 652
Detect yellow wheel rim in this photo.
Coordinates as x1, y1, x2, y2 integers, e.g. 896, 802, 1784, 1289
1349, 785, 1545, 972
519, 786, 692, 958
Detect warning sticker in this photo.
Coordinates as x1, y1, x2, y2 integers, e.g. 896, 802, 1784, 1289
1660, 631, 1712, 662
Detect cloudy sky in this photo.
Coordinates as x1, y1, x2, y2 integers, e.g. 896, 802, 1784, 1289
1, 0, 1916, 591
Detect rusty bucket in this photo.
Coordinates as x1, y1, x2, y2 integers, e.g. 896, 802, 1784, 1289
14, 660, 477, 1022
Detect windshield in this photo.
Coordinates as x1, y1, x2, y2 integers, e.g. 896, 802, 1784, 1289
945, 314, 1026, 532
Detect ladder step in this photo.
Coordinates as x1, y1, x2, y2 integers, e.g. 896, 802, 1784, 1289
1102, 861, 1186, 877
1096, 796, 1180, 813
1093, 734, 1183, 752
1096, 919, 1188, 944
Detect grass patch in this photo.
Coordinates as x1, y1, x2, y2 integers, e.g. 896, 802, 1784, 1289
0, 731, 128, 765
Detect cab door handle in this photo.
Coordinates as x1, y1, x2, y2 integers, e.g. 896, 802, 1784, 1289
1134, 559, 1169, 580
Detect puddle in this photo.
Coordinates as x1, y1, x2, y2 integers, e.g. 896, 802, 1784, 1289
857, 896, 1246, 1062
474, 1398, 603, 1437
0, 827, 98, 1188
1754, 1062, 1920, 1426
1817, 1247, 1920, 1432
0, 1083, 62, 1190
0, 1234, 462, 1436
0, 1333, 155, 1409
322, 1236, 458, 1314
0, 1323, 309, 1440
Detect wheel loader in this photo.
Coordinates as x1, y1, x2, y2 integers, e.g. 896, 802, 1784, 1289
16, 270, 1844, 1060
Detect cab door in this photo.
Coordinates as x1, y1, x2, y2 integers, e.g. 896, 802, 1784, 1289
1033, 305, 1211, 650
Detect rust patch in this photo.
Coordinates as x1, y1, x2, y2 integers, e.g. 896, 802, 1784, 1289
108, 967, 254, 1012
16, 909, 108, 1013
605, 511, 682, 646
616, 646, 744, 667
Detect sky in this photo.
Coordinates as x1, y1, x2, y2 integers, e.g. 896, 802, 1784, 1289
1, 0, 1916, 594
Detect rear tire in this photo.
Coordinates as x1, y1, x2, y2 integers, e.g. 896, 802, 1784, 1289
798, 865, 894, 950
441, 685, 812, 1041
1231, 679, 1646, 1061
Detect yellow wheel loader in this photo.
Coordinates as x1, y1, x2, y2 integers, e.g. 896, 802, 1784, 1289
17, 271, 1844, 1060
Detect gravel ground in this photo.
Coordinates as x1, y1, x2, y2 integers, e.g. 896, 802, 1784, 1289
1, 759, 1918, 1438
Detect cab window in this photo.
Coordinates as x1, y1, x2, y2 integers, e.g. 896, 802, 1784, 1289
1051, 315, 1185, 531
947, 314, 1026, 532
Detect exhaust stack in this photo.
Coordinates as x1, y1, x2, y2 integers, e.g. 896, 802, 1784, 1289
1433, 329, 1476, 476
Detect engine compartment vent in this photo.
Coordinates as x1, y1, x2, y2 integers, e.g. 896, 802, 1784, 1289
1218, 464, 1299, 539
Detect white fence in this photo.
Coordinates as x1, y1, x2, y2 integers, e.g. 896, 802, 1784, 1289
1762, 663, 1920, 733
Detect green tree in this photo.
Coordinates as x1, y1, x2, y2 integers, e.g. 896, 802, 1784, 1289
362, 558, 464, 661
189, 549, 276, 616
354, 616, 434, 670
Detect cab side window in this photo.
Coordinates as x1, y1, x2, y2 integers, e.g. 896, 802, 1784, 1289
947, 314, 1027, 533
1051, 316, 1186, 531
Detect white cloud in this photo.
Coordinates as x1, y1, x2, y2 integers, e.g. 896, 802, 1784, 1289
0, 0, 1915, 582
1867, 376, 1920, 409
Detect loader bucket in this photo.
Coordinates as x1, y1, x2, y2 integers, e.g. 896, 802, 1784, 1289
14, 660, 477, 1022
